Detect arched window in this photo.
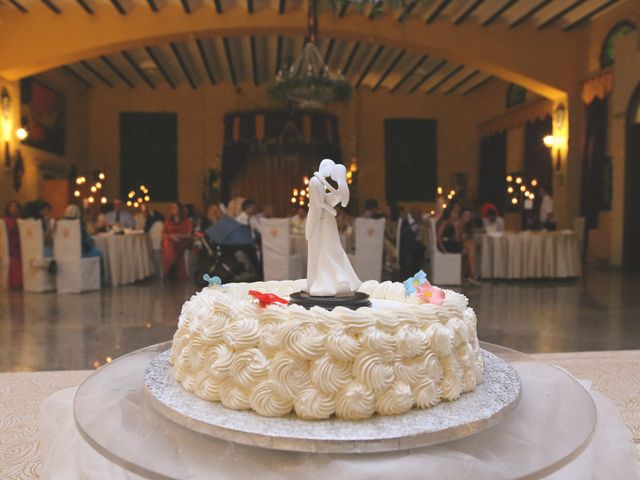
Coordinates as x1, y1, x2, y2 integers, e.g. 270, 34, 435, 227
600, 21, 636, 69
506, 84, 526, 108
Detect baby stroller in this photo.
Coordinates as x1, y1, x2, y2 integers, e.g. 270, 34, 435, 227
193, 216, 260, 287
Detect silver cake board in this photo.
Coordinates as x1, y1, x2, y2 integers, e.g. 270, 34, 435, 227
144, 349, 521, 454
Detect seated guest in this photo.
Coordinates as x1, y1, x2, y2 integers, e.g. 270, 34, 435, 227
538, 186, 555, 230
383, 203, 401, 275
236, 199, 261, 238
361, 198, 383, 219
482, 205, 505, 233
39, 201, 55, 258
437, 201, 463, 254
437, 203, 480, 284
162, 202, 193, 281
62, 205, 102, 258
3, 201, 22, 289
104, 199, 135, 229
133, 205, 147, 231
290, 206, 307, 236
200, 204, 223, 232
226, 188, 245, 219
460, 208, 480, 284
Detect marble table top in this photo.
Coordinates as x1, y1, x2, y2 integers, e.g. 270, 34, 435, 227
1, 351, 639, 479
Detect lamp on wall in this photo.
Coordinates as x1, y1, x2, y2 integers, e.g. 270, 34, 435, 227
2, 88, 10, 169
13, 127, 27, 192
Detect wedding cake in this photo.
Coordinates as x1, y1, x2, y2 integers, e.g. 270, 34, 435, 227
169, 276, 483, 420
170, 160, 482, 420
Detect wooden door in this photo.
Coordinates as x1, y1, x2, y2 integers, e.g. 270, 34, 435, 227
624, 123, 640, 269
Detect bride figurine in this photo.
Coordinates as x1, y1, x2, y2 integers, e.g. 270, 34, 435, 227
306, 159, 361, 297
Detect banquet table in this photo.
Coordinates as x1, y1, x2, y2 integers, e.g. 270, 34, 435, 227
92, 232, 155, 286
480, 231, 582, 279
1, 350, 638, 479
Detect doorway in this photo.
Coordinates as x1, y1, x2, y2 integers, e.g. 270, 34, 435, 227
624, 82, 640, 269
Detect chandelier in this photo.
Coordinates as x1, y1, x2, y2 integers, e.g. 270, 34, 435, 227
268, 2, 351, 108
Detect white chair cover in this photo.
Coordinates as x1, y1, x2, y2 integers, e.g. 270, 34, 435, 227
0, 219, 9, 289
351, 218, 385, 282
428, 218, 462, 285
17, 219, 55, 292
261, 218, 303, 281
573, 216, 586, 258
148, 221, 164, 278
54, 220, 101, 294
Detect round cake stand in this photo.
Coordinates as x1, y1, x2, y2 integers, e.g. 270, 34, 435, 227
143, 349, 521, 453
73, 342, 597, 480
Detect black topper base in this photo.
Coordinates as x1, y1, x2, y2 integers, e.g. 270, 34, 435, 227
289, 291, 371, 311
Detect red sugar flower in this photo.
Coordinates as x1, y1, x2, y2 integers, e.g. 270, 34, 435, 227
248, 290, 288, 308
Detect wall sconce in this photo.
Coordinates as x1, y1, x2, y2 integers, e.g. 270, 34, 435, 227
1, 88, 10, 119
16, 127, 28, 141
543, 135, 556, 148
1, 88, 10, 168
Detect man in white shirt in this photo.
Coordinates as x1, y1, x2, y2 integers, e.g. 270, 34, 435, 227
104, 199, 135, 229
538, 186, 555, 230
236, 199, 261, 238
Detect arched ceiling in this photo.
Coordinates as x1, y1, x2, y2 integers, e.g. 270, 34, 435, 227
59, 34, 496, 97
0, 0, 626, 98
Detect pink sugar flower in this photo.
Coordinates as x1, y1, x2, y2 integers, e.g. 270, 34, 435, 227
416, 281, 445, 305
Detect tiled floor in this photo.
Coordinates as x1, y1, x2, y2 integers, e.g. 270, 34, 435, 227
1, 266, 639, 371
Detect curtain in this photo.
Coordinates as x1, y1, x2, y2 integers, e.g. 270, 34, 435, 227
580, 96, 608, 229
478, 130, 507, 212
523, 115, 553, 193
220, 110, 342, 215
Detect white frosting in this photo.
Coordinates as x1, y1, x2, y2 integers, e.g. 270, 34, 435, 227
171, 279, 482, 420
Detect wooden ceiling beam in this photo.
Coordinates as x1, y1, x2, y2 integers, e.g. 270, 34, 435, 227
538, 0, 586, 30
222, 36, 238, 85
482, 0, 518, 27
81, 60, 114, 87
454, 0, 484, 26
390, 54, 427, 93
355, 45, 384, 88
170, 42, 197, 89
372, 49, 405, 92
121, 51, 156, 88
408, 59, 446, 93
510, 0, 553, 28
100, 55, 134, 87
564, 0, 619, 31
196, 39, 217, 85
145, 46, 176, 88
63, 66, 92, 87
426, 64, 464, 93
444, 69, 478, 94
425, 0, 452, 24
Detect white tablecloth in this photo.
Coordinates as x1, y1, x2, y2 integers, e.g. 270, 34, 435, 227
480, 231, 581, 279
38, 379, 639, 479
92, 233, 155, 286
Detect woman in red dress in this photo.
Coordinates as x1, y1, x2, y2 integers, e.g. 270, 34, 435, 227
161, 202, 193, 280
4, 201, 23, 289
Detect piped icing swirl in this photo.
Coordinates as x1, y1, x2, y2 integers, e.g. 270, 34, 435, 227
171, 278, 482, 420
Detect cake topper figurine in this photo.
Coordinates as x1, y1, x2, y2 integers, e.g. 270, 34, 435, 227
305, 159, 361, 296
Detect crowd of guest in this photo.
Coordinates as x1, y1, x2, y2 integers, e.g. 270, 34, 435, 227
2, 183, 554, 288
